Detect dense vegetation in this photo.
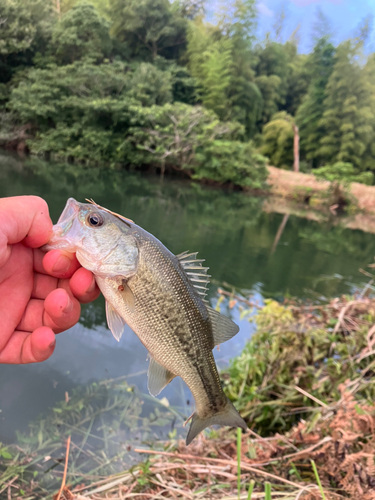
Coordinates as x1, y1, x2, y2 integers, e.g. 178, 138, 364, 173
1, 0, 375, 186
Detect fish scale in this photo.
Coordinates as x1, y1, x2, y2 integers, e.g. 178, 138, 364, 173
45, 198, 247, 444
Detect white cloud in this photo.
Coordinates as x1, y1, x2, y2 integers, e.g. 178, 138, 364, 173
257, 1, 274, 17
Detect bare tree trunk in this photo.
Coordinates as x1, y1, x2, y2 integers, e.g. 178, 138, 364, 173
56, 0, 61, 18
293, 124, 299, 173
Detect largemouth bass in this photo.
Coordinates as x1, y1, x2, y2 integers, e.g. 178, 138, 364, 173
46, 198, 247, 444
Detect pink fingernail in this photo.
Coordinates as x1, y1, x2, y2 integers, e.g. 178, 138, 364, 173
87, 278, 96, 293
63, 296, 74, 314
52, 255, 71, 273
49, 337, 56, 349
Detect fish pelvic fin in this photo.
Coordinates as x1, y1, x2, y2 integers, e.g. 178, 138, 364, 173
186, 399, 247, 445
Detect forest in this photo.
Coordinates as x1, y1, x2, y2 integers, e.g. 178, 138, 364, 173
1, 0, 375, 188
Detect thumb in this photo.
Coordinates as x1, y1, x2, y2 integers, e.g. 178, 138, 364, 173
0, 196, 52, 268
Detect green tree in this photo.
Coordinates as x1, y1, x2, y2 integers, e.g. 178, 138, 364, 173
187, 19, 233, 120
221, 0, 262, 136
296, 37, 336, 167
254, 40, 289, 125
51, 2, 112, 65
123, 102, 268, 188
9, 61, 131, 161
259, 111, 294, 169
109, 0, 187, 60
318, 41, 375, 169
126, 63, 173, 106
0, 0, 55, 83
314, 162, 374, 185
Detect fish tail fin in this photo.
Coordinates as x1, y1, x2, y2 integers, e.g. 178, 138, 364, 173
186, 399, 247, 445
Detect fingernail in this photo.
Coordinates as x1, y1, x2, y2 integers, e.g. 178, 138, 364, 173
49, 337, 56, 349
87, 277, 96, 293
52, 255, 71, 273
63, 296, 74, 314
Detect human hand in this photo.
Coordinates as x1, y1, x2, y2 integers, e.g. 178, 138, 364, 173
0, 196, 100, 364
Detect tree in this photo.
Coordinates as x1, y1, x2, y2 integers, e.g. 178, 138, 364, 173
125, 63, 173, 106
314, 162, 374, 186
296, 37, 336, 167
187, 19, 233, 120
109, 0, 187, 60
254, 40, 289, 125
259, 111, 294, 169
221, 0, 262, 137
51, 2, 112, 65
0, 0, 55, 83
318, 41, 375, 170
123, 102, 268, 188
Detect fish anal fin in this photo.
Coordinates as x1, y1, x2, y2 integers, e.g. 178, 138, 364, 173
207, 306, 239, 346
105, 301, 126, 342
186, 399, 247, 445
148, 357, 176, 397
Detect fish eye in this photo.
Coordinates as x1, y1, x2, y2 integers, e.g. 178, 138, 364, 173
87, 212, 104, 227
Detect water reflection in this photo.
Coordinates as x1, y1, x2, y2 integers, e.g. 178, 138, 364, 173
1, 153, 375, 446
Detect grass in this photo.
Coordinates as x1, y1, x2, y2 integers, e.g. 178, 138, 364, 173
2, 289, 375, 499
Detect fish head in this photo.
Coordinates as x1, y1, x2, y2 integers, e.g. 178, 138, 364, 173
46, 198, 138, 278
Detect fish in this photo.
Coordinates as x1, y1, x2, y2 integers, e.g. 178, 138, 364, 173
45, 198, 247, 444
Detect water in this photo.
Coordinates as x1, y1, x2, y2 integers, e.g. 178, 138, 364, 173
1, 153, 375, 447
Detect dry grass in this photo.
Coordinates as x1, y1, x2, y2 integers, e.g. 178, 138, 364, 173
267, 166, 375, 215
53, 382, 375, 500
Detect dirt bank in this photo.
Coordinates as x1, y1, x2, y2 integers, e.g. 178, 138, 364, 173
267, 166, 375, 214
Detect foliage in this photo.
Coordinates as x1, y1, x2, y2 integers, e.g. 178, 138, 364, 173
50, 2, 112, 64
3, 0, 375, 186
109, 0, 187, 60
317, 41, 375, 170
259, 111, 294, 169
187, 19, 233, 120
314, 161, 374, 185
296, 37, 336, 167
123, 102, 268, 188
223, 297, 375, 435
0, 0, 55, 83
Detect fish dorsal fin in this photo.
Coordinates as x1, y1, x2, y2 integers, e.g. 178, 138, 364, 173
177, 250, 210, 302
105, 301, 127, 341
207, 306, 239, 346
148, 357, 176, 397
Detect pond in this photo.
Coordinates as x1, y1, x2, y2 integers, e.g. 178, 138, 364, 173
1, 152, 375, 477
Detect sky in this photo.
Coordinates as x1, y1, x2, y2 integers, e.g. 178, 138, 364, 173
255, 0, 375, 52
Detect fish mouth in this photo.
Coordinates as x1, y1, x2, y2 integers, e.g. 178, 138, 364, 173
43, 198, 81, 251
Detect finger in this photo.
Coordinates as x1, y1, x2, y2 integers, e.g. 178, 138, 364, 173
0, 327, 56, 364
31, 273, 58, 300
69, 268, 100, 304
42, 249, 81, 279
44, 288, 81, 333
0, 196, 52, 267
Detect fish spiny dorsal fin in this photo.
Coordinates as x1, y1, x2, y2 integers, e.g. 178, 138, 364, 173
177, 250, 210, 302
85, 198, 134, 227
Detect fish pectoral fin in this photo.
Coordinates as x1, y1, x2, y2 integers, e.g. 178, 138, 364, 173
206, 306, 239, 346
118, 280, 135, 312
186, 399, 247, 445
105, 301, 127, 342
147, 357, 176, 397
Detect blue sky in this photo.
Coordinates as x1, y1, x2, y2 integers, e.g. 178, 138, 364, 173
256, 0, 375, 52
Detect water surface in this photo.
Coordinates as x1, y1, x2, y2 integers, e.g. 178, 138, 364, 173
1, 153, 374, 446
